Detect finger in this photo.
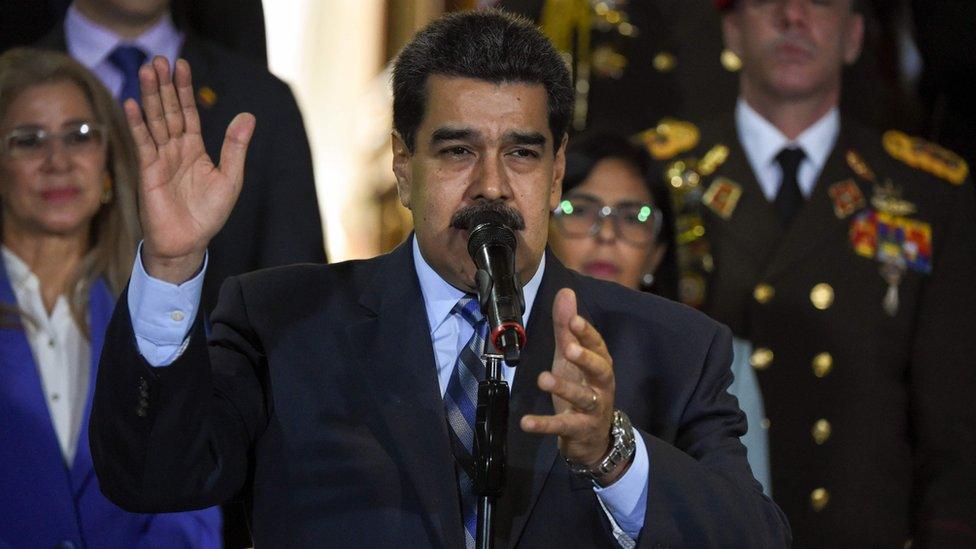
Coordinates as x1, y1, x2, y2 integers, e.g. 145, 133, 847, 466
563, 341, 613, 387
217, 112, 257, 186
538, 371, 600, 413
139, 59, 169, 145
155, 56, 184, 138
552, 288, 581, 369
174, 59, 201, 135
570, 314, 610, 361
520, 413, 589, 437
123, 98, 157, 168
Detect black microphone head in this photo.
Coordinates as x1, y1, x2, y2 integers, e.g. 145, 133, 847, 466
466, 211, 517, 258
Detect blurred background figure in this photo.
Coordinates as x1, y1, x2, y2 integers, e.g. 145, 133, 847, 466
641, 0, 976, 545
548, 132, 770, 495
36, 0, 325, 311
0, 47, 220, 548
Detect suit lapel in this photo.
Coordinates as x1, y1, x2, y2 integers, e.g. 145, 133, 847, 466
499, 252, 576, 547
762, 127, 860, 280
345, 241, 464, 549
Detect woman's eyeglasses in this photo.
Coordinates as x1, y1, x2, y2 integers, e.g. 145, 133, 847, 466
1, 122, 106, 160
551, 194, 661, 246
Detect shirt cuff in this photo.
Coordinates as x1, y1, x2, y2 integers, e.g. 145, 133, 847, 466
593, 432, 649, 541
127, 243, 207, 367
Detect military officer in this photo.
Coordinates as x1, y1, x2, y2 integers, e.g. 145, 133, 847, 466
640, 0, 976, 546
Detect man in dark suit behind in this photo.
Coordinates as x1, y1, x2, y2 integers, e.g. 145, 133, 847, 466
89, 10, 789, 547
39, 0, 326, 311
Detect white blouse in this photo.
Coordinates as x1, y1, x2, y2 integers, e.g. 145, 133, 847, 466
2, 246, 90, 465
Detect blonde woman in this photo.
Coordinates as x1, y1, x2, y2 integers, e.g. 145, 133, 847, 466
0, 48, 220, 548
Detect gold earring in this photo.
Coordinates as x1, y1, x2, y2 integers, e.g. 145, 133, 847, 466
101, 175, 113, 204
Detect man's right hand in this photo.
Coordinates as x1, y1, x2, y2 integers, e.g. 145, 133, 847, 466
125, 56, 256, 284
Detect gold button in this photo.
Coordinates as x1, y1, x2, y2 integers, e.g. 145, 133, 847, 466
812, 419, 832, 444
754, 283, 775, 304
812, 352, 833, 378
761, 418, 771, 429
810, 283, 834, 310
652, 51, 677, 73
810, 487, 830, 511
720, 49, 742, 72
750, 347, 774, 370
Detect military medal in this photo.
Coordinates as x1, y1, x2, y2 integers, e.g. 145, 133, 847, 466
879, 260, 904, 316
827, 179, 865, 219
702, 177, 743, 220
871, 180, 917, 216
845, 150, 876, 182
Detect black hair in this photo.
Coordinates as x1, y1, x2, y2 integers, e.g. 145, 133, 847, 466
561, 132, 679, 300
392, 9, 573, 154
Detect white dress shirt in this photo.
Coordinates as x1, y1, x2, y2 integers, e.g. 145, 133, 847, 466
64, 4, 184, 99
2, 246, 89, 465
735, 98, 840, 201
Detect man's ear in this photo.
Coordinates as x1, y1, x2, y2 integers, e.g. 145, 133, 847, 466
721, 12, 742, 59
550, 133, 568, 210
391, 131, 412, 209
843, 12, 865, 65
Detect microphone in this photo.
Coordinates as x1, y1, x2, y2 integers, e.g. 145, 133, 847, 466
466, 211, 527, 365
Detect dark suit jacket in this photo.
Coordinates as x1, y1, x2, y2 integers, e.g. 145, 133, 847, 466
38, 26, 327, 311
0, 266, 221, 548
89, 242, 789, 547
673, 114, 976, 547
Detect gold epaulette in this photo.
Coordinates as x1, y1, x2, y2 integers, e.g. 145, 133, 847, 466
882, 130, 969, 185
635, 118, 700, 161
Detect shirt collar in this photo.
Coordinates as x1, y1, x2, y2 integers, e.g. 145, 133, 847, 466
735, 98, 839, 176
412, 235, 544, 335
1, 245, 36, 290
65, 4, 184, 68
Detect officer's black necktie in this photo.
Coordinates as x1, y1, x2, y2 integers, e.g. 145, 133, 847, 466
774, 147, 806, 226
107, 45, 148, 105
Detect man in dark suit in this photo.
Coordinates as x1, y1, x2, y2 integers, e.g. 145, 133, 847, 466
89, 10, 789, 547
39, 0, 326, 311
646, 1, 976, 546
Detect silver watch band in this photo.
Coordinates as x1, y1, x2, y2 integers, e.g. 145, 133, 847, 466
565, 409, 637, 482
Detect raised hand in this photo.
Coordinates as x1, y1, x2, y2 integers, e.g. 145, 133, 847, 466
124, 56, 256, 283
520, 288, 625, 485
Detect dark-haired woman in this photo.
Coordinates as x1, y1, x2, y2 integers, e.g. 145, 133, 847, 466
549, 132, 770, 494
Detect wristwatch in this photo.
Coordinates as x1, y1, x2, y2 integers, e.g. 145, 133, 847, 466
565, 409, 636, 483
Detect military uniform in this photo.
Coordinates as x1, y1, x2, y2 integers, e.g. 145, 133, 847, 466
644, 115, 976, 547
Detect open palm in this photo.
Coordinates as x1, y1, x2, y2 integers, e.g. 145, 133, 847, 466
124, 57, 255, 280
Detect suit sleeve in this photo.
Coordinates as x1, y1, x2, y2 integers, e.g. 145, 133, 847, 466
637, 324, 791, 548
909, 181, 976, 547
258, 79, 327, 267
90, 276, 268, 512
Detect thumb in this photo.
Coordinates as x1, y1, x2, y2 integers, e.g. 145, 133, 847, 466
217, 112, 256, 184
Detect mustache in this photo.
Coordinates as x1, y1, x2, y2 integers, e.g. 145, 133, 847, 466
450, 200, 526, 231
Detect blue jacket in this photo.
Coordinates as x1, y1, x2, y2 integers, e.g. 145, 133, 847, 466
0, 259, 221, 549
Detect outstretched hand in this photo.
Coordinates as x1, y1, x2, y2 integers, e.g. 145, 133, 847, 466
521, 288, 626, 485
125, 56, 256, 283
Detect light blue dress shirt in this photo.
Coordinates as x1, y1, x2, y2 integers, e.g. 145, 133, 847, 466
126, 238, 649, 543
729, 338, 771, 496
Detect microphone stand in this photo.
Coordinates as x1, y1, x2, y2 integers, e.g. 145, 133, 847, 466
474, 337, 508, 549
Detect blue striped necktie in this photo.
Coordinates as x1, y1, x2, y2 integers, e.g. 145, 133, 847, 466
443, 295, 487, 549
107, 45, 148, 105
